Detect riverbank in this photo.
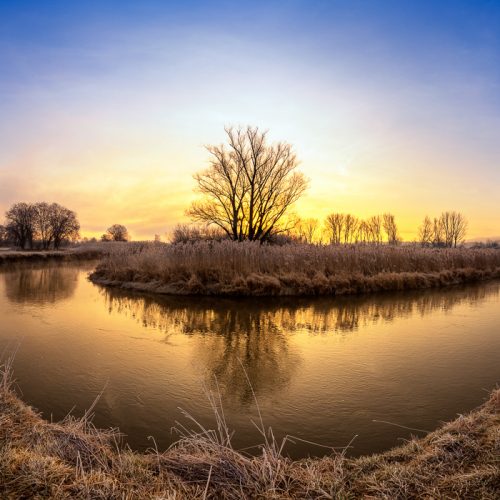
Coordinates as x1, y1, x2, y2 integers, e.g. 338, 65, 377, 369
90, 241, 500, 296
0, 248, 105, 266
0, 363, 498, 499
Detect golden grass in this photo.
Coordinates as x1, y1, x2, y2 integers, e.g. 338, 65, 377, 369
0, 361, 498, 499
90, 241, 500, 296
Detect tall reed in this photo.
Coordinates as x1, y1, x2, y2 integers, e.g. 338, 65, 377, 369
90, 241, 500, 296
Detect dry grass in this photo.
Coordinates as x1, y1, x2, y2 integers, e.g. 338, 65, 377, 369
90, 241, 500, 296
0, 247, 109, 266
0, 241, 133, 266
0, 360, 498, 499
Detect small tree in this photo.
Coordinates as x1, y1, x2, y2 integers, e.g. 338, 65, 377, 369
343, 214, 359, 243
103, 224, 129, 242
432, 217, 445, 246
417, 216, 433, 246
296, 218, 320, 244
382, 213, 400, 245
440, 211, 467, 247
324, 213, 345, 244
355, 220, 369, 243
367, 215, 383, 244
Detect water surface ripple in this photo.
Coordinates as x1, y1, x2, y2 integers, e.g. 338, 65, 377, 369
0, 262, 499, 458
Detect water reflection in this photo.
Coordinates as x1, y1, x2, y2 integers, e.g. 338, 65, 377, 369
3, 265, 79, 304
1, 264, 499, 458
104, 290, 301, 404
101, 284, 498, 404
102, 283, 498, 335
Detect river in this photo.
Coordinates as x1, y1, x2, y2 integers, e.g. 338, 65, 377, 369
0, 261, 498, 459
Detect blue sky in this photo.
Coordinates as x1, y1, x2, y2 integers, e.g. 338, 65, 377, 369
1, 0, 499, 238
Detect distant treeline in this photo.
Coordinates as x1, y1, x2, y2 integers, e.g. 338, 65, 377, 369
0, 202, 135, 250
170, 211, 469, 248
167, 126, 474, 248
305, 211, 467, 247
0, 127, 487, 250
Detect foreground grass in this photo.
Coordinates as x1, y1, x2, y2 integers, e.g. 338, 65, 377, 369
90, 241, 500, 296
0, 362, 498, 499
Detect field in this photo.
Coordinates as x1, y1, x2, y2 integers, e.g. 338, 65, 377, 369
0, 361, 498, 499
90, 241, 500, 296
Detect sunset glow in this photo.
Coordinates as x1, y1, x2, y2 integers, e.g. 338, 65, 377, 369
1, 1, 499, 240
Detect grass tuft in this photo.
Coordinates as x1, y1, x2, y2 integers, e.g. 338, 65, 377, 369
0, 361, 498, 498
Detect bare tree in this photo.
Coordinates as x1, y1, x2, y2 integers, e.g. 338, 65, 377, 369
103, 224, 129, 242
432, 217, 444, 247
343, 214, 359, 243
355, 220, 369, 243
187, 126, 308, 241
367, 215, 383, 244
440, 211, 468, 247
5, 202, 37, 249
49, 204, 80, 249
417, 216, 433, 246
296, 218, 320, 244
324, 213, 345, 244
382, 213, 400, 245
34, 202, 54, 249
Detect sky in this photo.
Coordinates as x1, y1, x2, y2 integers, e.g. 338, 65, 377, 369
0, 0, 499, 241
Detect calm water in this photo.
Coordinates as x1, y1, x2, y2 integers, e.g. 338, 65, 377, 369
0, 262, 499, 459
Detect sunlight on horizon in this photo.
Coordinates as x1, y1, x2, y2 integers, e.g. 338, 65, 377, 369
1, 1, 499, 240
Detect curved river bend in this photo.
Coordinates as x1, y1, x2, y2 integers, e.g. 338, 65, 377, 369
0, 262, 499, 458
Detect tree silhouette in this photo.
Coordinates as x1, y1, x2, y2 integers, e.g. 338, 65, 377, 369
102, 224, 129, 242
188, 126, 308, 241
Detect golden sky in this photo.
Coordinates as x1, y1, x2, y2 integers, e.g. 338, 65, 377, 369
1, 1, 499, 241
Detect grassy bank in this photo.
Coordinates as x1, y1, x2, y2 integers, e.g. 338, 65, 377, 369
0, 363, 498, 499
90, 241, 500, 296
0, 247, 105, 266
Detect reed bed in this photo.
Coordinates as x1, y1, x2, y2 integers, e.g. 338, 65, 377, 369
90, 241, 500, 296
0, 361, 498, 499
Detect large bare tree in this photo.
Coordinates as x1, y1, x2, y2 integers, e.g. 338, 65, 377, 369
187, 126, 308, 241
5, 202, 37, 249
49, 204, 80, 249
35, 202, 55, 249
4, 202, 79, 249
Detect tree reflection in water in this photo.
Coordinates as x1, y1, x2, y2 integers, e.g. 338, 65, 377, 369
3, 264, 79, 304
100, 283, 498, 405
